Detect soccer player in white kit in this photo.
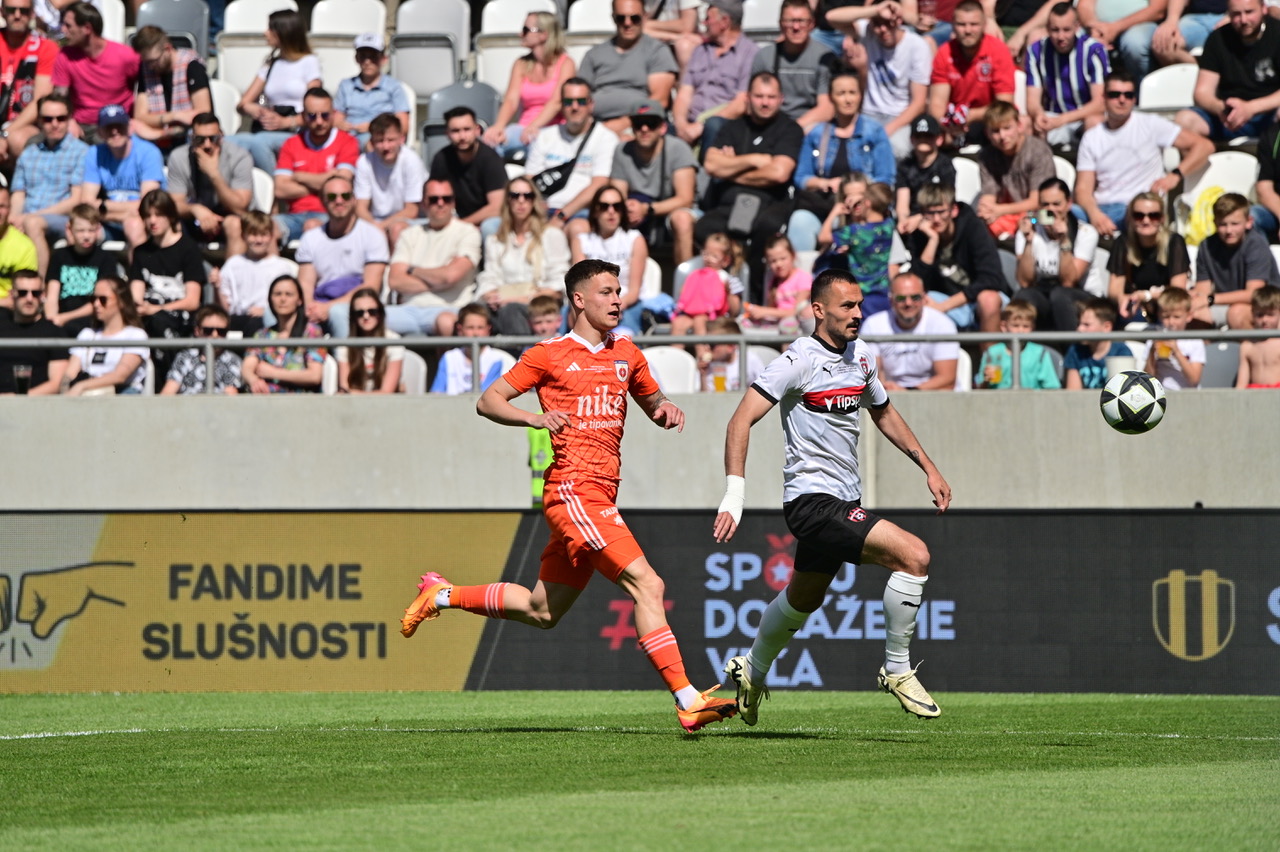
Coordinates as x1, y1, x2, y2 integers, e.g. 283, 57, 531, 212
713, 268, 953, 723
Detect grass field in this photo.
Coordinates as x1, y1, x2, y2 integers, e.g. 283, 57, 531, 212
1, 691, 1276, 851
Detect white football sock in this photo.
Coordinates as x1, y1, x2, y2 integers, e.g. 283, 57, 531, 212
883, 571, 927, 675
746, 588, 810, 683
674, 685, 700, 710
434, 586, 452, 609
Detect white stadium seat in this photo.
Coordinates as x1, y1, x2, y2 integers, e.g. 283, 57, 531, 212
642, 346, 701, 393
1139, 63, 1198, 114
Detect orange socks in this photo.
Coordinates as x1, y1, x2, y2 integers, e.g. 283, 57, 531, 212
451, 584, 511, 619
637, 627, 692, 694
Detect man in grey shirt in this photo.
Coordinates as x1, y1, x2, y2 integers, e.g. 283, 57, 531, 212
579, 0, 679, 135
672, 0, 757, 152
611, 99, 699, 264
749, 0, 838, 132
166, 112, 254, 249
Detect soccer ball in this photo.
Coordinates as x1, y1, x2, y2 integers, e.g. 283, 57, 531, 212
1100, 371, 1167, 434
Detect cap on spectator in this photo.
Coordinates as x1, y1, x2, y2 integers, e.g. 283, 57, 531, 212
98, 104, 130, 127
630, 99, 666, 119
706, 0, 744, 19
354, 32, 385, 53
911, 115, 942, 136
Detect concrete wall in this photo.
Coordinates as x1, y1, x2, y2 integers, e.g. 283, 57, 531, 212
2, 390, 1275, 511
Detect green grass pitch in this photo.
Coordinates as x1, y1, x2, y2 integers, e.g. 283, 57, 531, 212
1, 691, 1276, 851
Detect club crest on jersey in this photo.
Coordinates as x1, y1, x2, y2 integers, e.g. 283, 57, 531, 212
848, 507, 867, 523
800, 386, 865, 414
614, 360, 629, 382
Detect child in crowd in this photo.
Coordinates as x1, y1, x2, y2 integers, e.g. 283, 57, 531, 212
895, 115, 956, 234
355, 112, 426, 251
698, 316, 767, 393
1191, 193, 1280, 329
160, 305, 243, 395
431, 303, 510, 394
217, 211, 298, 334
527, 294, 563, 340
1143, 287, 1204, 390
1237, 285, 1280, 388
819, 177, 907, 316
45, 204, 121, 334
671, 232, 745, 340
1065, 298, 1135, 389
742, 233, 813, 336
976, 300, 1061, 389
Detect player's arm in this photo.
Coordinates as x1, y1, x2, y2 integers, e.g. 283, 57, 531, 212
476, 377, 571, 432
869, 401, 952, 512
714, 386, 777, 542
634, 389, 684, 432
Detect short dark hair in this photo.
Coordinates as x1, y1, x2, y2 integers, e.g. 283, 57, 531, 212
953, 0, 984, 16
749, 70, 781, 92
304, 87, 332, 103
1104, 68, 1135, 89
1083, 297, 1118, 327
1038, 176, 1071, 198
443, 106, 476, 124
810, 268, 858, 305
369, 112, 401, 137
37, 92, 71, 115
65, 2, 103, 35
13, 269, 42, 286
194, 304, 230, 326
1048, 1, 1075, 18
132, 25, 169, 54
565, 259, 620, 295
191, 112, 219, 128
561, 77, 591, 97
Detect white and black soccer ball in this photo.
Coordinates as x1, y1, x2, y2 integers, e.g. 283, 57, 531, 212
1100, 370, 1167, 434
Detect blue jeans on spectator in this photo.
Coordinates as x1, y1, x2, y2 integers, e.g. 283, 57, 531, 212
923, 23, 953, 48
274, 211, 327, 243
229, 131, 294, 173
813, 28, 846, 54
1190, 106, 1274, 142
931, 289, 1010, 330
493, 124, 530, 159
619, 293, 675, 335
787, 209, 823, 252
1072, 202, 1127, 234
1177, 13, 1223, 51
1251, 204, 1278, 241
329, 302, 453, 338
1118, 23, 1157, 80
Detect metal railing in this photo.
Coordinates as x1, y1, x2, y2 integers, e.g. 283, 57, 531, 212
2, 327, 1276, 393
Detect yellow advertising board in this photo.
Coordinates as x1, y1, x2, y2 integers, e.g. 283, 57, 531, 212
0, 513, 519, 692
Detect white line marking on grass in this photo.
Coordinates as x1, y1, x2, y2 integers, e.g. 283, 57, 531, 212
0, 728, 145, 740
874, 729, 1280, 742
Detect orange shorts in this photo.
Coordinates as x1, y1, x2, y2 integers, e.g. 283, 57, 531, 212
539, 479, 644, 590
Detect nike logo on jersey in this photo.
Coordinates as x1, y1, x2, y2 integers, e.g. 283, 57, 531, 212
801, 386, 866, 413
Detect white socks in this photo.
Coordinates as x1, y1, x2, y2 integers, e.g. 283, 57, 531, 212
674, 685, 700, 710
883, 571, 927, 675
746, 588, 810, 683
434, 587, 452, 609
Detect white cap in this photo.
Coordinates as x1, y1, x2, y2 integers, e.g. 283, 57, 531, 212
354, 32, 385, 52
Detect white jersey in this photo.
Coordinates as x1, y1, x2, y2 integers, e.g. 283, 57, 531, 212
753, 335, 889, 504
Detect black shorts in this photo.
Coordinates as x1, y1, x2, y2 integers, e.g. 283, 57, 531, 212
783, 493, 884, 576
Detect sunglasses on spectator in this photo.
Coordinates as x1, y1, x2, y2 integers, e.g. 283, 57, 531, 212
596, 201, 625, 213
1132, 210, 1163, 221
427, 194, 455, 205
1105, 90, 1136, 100
352, 308, 382, 319
305, 111, 331, 121
893, 294, 925, 303
921, 207, 950, 218
631, 117, 663, 131
781, 17, 812, 26
14, 288, 42, 298
193, 133, 221, 145
325, 191, 353, 201
521, 25, 543, 35
3, 6, 33, 15
39, 114, 67, 123
563, 97, 590, 107
93, 295, 111, 305
198, 325, 227, 336
508, 190, 535, 201
613, 13, 641, 24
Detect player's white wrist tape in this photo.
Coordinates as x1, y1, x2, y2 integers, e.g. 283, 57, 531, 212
718, 475, 746, 524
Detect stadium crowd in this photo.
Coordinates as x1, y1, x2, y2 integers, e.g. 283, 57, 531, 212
2, 0, 1280, 396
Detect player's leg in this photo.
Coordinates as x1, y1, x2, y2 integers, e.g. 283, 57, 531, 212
613, 554, 738, 731
861, 519, 940, 718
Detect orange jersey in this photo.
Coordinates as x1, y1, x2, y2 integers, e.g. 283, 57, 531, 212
504, 331, 660, 487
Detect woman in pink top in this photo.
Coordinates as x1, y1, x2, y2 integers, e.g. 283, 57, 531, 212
483, 12, 575, 158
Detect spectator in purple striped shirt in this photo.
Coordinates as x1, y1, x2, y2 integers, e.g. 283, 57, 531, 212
1025, 3, 1110, 148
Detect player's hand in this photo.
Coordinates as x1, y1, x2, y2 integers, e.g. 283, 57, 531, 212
532, 410, 572, 433
928, 472, 952, 513
713, 511, 739, 543
651, 401, 684, 431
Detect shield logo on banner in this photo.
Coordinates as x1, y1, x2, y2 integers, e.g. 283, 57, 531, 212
1152, 569, 1235, 661
614, 360, 629, 382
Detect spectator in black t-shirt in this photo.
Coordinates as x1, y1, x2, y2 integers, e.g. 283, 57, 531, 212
428, 106, 508, 240
1108, 191, 1191, 323
46, 203, 121, 335
1175, 0, 1280, 141
695, 71, 804, 301
0, 269, 69, 395
131, 26, 213, 156
129, 189, 205, 374
895, 115, 957, 233
1250, 122, 1280, 241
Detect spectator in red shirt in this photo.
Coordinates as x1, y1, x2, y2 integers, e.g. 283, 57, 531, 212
273, 87, 359, 243
0, 0, 59, 171
50, 2, 140, 144
927, 0, 1016, 148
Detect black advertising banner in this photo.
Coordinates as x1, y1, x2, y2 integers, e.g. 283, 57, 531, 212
466, 510, 1280, 695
